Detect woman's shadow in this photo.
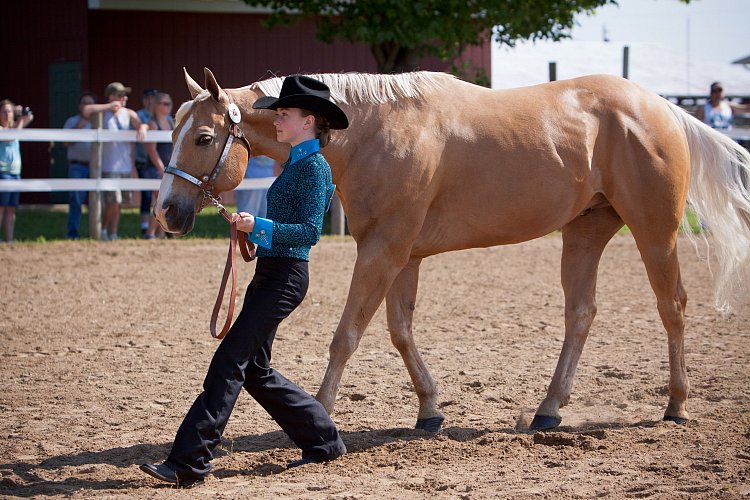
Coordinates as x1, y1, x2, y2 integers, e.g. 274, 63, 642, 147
0, 420, 654, 495
0, 425, 475, 495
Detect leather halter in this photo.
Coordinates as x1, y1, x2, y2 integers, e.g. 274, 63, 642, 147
165, 91, 256, 340
164, 92, 252, 213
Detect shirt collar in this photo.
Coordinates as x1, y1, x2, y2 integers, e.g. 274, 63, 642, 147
289, 139, 320, 165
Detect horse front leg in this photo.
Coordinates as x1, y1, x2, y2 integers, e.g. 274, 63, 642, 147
316, 243, 409, 416
532, 207, 624, 430
386, 258, 444, 432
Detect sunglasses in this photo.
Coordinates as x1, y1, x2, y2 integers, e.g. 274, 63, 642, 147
711, 88, 723, 93
158, 101, 172, 106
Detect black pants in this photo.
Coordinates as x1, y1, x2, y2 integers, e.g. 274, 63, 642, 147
166, 257, 345, 480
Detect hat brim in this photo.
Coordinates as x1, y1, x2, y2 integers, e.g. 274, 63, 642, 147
253, 94, 348, 129
107, 86, 132, 96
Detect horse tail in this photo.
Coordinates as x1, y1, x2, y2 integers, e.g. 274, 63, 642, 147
666, 101, 750, 313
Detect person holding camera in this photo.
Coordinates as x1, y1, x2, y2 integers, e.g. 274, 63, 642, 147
0, 99, 33, 243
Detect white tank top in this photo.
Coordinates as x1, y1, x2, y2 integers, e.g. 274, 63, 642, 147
703, 101, 732, 129
101, 110, 133, 173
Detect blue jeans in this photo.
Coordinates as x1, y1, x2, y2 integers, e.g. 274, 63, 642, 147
0, 172, 20, 207
136, 163, 161, 215
67, 162, 90, 238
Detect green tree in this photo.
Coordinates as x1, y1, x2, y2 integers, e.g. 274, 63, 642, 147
244, 0, 622, 75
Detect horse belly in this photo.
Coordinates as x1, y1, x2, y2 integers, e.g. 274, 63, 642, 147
413, 181, 582, 255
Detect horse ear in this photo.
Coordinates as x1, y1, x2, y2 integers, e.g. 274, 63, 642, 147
184, 67, 203, 99
204, 67, 222, 102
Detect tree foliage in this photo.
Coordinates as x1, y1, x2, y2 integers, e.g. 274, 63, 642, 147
244, 0, 616, 73
243, 0, 624, 75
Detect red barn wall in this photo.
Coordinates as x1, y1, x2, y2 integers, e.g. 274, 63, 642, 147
2, 2, 490, 204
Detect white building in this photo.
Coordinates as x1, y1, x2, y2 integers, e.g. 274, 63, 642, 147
492, 40, 750, 96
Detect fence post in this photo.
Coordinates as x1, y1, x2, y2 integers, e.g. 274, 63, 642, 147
330, 192, 345, 236
88, 112, 102, 240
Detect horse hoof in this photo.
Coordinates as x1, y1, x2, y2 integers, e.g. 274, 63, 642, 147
415, 416, 445, 432
529, 414, 562, 431
662, 415, 689, 425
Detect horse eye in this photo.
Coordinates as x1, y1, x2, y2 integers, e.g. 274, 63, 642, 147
197, 135, 213, 146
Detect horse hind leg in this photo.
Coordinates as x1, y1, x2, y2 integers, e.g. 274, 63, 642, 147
630, 227, 689, 424
385, 258, 444, 432
531, 205, 625, 431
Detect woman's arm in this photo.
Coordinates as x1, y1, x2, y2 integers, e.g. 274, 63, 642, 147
145, 121, 165, 173
252, 160, 331, 249
128, 109, 149, 141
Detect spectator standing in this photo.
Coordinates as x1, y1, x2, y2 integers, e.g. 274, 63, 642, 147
83, 82, 148, 240
143, 92, 174, 239
697, 81, 750, 130
136, 88, 159, 235
0, 99, 33, 243
235, 155, 281, 218
63, 92, 96, 239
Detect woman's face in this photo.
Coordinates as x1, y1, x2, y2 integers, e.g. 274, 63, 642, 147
273, 107, 313, 146
79, 95, 95, 113
155, 95, 172, 117
0, 104, 14, 127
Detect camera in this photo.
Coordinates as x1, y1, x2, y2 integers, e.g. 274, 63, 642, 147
13, 106, 31, 119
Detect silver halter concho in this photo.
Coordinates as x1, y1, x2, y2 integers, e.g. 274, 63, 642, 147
164, 94, 252, 216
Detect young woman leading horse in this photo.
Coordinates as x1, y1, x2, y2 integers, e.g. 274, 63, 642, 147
154, 68, 750, 448
141, 75, 348, 487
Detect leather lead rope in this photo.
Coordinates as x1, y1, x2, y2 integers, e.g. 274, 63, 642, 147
210, 206, 256, 339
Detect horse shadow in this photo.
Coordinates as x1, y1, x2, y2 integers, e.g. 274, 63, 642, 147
0, 419, 661, 496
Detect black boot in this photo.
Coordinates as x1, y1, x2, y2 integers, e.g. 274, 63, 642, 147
139, 462, 204, 488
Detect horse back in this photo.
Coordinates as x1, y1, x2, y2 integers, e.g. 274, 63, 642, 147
338, 74, 687, 254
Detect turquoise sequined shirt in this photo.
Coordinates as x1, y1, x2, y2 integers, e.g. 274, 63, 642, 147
249, 139, 335, 261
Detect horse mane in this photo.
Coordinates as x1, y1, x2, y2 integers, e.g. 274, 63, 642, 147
173, 72, 453, 126
250, 72, 454, 105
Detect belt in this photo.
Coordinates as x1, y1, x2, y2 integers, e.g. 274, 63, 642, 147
70, 160, 90, 166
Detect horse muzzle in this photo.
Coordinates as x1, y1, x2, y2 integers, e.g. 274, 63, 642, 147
154, 198, 196, 236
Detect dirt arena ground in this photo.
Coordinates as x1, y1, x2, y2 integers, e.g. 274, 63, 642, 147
1, 234, 749, 499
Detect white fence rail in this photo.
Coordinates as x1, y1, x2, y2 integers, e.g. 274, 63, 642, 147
0, 128, 272, 192
0, 177, 274, 192
0, 128, 172, 143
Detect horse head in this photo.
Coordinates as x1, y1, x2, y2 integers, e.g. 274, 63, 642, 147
154, 67, 255, 235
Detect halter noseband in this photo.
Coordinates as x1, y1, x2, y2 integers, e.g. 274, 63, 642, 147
165, 92, 252, 214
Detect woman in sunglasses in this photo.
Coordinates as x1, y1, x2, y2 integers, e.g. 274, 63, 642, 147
143, 92, 175, 239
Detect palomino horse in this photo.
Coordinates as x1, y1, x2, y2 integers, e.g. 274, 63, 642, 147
154, 68, 750, 432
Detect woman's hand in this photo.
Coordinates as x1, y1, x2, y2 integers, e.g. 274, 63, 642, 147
136, 123, 149, 142
232, 212, 255, 233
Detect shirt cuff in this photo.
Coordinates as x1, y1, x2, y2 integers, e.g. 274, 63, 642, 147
248, 217, 273, 248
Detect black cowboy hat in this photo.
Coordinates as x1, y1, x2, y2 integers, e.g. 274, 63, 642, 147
253, 75, 349, 129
